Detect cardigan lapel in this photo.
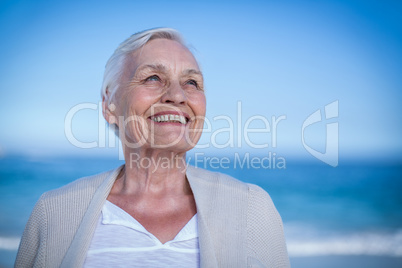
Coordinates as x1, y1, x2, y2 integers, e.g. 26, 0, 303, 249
186, 166, 219, 268
186, 165, 249, 267
61, 165, 124, 268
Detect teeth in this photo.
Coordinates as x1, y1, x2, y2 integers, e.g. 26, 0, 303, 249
152, 114, 187, 124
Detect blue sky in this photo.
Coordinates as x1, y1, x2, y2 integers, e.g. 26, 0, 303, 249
0, 0, 401, 161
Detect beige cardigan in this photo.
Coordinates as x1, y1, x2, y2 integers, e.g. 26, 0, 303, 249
15, 165, 290, 268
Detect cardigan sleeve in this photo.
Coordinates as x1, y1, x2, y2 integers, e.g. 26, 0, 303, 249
246, 184, 290, 268
15, 194, 48, 268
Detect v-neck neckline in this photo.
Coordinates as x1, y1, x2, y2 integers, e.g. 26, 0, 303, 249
102, 200, 198, 245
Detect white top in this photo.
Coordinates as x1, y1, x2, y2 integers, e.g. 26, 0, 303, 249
83, 201, 200, 268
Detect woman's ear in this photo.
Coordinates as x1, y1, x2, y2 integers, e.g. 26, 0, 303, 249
102, 89, 117, 125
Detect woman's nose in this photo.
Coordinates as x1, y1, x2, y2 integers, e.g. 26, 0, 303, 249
161, 81, 187, 105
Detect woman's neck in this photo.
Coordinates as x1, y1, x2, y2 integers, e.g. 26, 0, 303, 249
115, 148, 190, 197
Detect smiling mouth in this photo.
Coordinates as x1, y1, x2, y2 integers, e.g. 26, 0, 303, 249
150, 114, 188, 124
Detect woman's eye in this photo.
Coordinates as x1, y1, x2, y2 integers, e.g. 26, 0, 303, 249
145, 75, 160, 82
187, 80, 198, 87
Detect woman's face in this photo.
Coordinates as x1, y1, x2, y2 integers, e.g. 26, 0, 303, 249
113, 38, 206, 152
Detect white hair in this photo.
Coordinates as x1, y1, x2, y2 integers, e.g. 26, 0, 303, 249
101, 27, 185, 103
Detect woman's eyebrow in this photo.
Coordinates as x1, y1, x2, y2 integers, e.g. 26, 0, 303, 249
134, 64, 203, 79
183, 69, 203, 77
136, 64, 168, 74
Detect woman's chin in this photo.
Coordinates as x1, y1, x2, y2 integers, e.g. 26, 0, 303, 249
148, 139, 195, 152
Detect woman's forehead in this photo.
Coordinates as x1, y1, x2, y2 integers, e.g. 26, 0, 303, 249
130, 39, 200, 72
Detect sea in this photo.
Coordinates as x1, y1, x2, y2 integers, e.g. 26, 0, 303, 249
0, 155, 401, 268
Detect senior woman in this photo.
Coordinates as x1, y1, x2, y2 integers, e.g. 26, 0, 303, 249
15, 28, 290, 267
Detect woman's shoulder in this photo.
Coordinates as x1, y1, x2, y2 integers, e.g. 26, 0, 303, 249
39, 166, 121, 202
